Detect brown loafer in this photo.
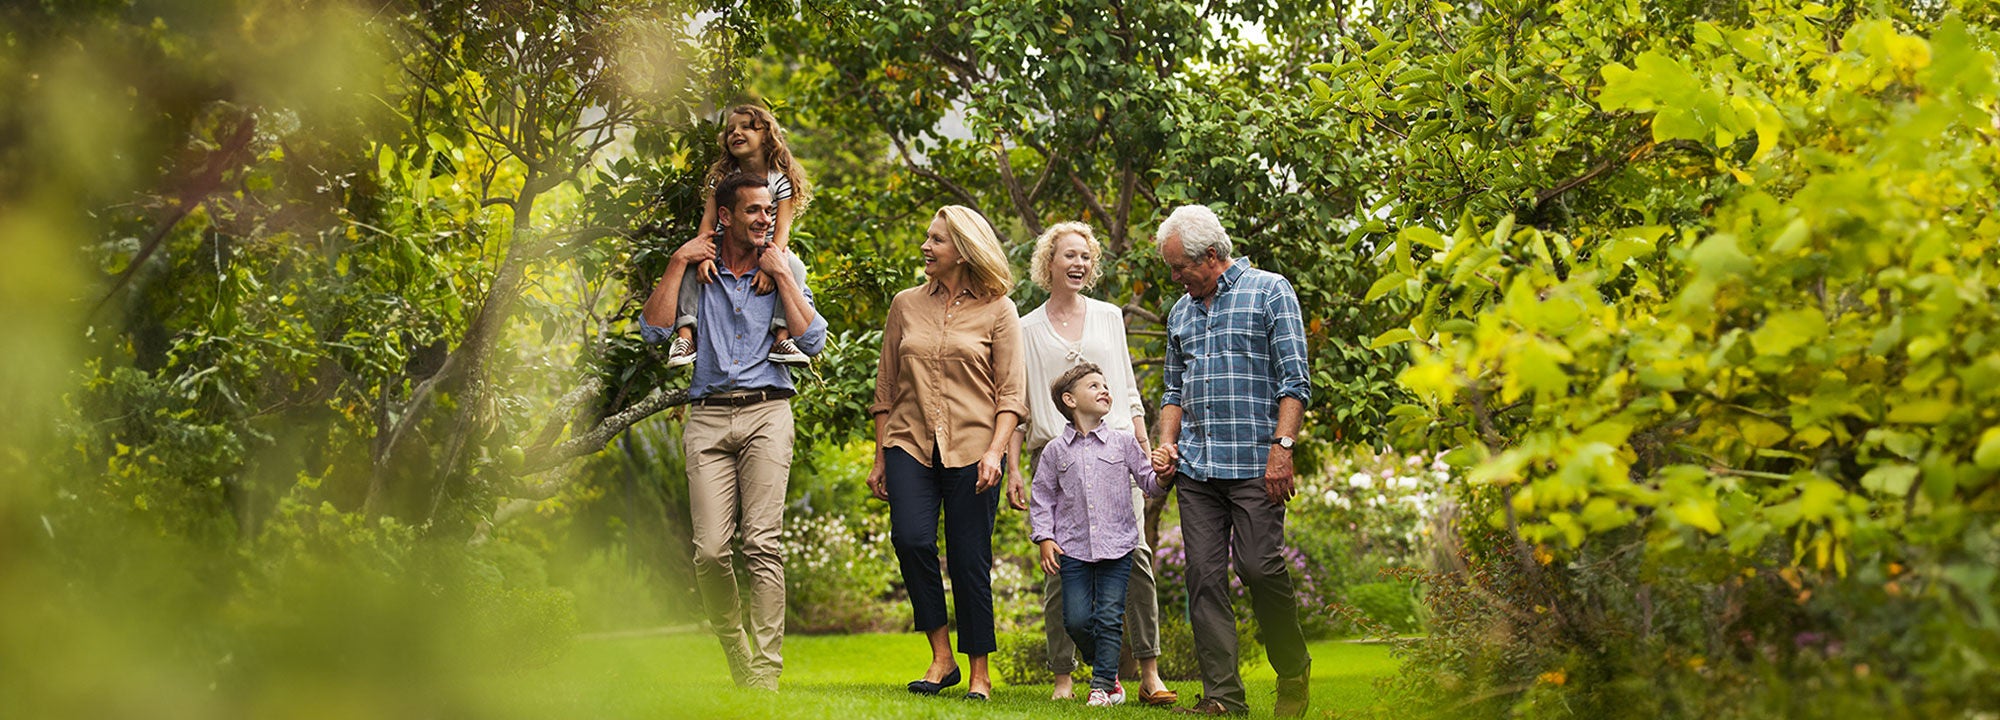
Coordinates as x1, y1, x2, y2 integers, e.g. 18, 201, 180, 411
1274, 668, 1311, 718
1172, 697, 1243, 715
1136, 687, 1181, 706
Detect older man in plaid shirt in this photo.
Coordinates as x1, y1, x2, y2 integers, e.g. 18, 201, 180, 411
1149, 204, 1312, 717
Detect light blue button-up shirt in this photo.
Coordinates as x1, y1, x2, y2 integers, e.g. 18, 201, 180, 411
639, 256, 827, 399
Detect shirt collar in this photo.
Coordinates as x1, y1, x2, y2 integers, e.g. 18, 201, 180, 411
1216, 257, 1251, 296
1060, 422, 1112, 446
925, 278, 984, 299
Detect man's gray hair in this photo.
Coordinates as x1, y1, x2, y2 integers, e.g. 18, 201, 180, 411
1156, 204, 1233, 261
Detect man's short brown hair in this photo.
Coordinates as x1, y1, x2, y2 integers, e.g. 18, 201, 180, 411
1049, 362, 1104, 426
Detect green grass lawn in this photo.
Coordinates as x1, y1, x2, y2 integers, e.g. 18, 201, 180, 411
479, 631, 1397, 719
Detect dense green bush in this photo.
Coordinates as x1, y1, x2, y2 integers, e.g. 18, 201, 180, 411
1345, 581, 1424, 635
1340, 2, 2000, 716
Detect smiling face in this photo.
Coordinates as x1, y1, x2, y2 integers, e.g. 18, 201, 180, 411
722, 111, 767, 162
1160, 233, 1227, 300
1062, 372, 1114, 423
719, 186, 776, 251
921, 215, 964, 281
1050, 232, 1094, 295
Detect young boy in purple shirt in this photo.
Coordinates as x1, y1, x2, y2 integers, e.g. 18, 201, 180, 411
1029, 362, 1173, 707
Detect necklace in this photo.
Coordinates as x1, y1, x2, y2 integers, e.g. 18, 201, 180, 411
1049, 301, 1084, 328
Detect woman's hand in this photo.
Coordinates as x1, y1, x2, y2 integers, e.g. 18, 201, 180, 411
976, 449, 1005, 493
1004, 472, 1028, 511
1038, 540, 1064, 576
867, 456, 889, 501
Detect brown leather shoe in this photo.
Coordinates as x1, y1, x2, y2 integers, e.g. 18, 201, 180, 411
1136, 687, 1181, 706
1274, 668, 1311, 718
1172, 697, 1244, 715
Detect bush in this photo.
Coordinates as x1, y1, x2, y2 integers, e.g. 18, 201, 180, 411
780, 510, 900, 633
567, 544, 673, 632
1344, 580, 1424, 635
994, 627, 1054, 686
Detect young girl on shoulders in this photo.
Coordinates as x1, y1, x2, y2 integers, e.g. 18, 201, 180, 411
1028, 363, 1174, 708
666, 103, 816, 369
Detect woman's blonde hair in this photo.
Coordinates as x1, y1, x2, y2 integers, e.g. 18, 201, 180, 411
1028, 221, 1104, 291
935, 206, 1015, 297
704, 104, 814, 215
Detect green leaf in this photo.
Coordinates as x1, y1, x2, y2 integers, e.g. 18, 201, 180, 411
1370, 328, 1416, 349
1672, 498, 1721, 533
1365, 272, 1409, 302
1861, 464, 1918, 496
1887, 400, 1953, 425
1750, 309, 1826, 357
1975, 427, 2000, 470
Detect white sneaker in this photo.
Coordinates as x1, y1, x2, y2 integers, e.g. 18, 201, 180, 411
1109, 681, 1126, 706
666, 336, 695, 369
767, 337, 810, 366
1086, 688, 1114, 707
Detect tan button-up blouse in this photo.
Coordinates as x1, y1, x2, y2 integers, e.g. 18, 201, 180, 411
871, 280, 1028, 469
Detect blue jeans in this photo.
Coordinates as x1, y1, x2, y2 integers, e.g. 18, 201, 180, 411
1059, 551, 1135, 691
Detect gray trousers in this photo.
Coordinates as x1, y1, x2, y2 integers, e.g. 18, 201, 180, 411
1178, 477, 1311, 713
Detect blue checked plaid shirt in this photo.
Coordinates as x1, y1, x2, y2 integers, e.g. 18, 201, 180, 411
1162, 258, 1312, 482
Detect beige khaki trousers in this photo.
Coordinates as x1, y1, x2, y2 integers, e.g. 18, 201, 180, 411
684, 398, 795, 690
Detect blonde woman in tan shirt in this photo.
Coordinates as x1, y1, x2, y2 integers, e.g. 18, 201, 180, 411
867, 205, 1027, 701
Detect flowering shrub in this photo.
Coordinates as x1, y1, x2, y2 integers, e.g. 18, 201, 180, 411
1287, 448, 1455, 635
780, 510, 901, 633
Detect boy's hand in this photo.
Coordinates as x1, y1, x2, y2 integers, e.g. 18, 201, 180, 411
1037, 540, 1064, 576
1150, 444, 1178, 479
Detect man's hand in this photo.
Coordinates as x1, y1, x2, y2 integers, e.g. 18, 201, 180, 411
1037, 540, 1065, 576
976, 449, 1005, 493
866, 456, 889, 501
1264, 445, 1296, 505
1151, 443, 1179, 478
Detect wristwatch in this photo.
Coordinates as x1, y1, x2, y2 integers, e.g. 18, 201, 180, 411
1273, 436, 1296, 450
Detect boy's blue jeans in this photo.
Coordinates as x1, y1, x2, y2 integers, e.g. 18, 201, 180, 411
1059, 551, 1135, 691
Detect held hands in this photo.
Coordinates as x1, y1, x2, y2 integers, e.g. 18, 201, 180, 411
1037, 540, 1064, 576
1149, 443, 1179, 479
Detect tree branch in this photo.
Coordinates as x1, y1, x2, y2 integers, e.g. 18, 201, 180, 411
891, 132, 981, 212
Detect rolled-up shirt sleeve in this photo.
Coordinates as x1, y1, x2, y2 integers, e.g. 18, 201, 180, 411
870, 295, 906, 417
638, 313, 673, 345
1110, 316, 1146, 420
1161, 299, 1186, 409
791, 258, 830, 357
991, 306, 1028, 421
1268, 277, 1312, 405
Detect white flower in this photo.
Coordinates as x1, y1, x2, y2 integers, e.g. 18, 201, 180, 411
1348, 472, 1373, 489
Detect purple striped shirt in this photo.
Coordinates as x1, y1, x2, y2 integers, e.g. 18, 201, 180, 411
1028, 422, 1169, 562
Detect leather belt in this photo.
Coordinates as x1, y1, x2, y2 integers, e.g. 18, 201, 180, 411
691, 388, 795, 407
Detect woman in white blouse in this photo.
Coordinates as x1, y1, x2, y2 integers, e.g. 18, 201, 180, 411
1003, 222, 1177, 705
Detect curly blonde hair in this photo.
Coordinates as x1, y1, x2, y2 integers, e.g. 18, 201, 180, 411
1028, 221, 1104, 292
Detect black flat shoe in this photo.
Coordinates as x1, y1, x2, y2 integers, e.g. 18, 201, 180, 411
907, 667, 961, 695
963, 691, 989, 701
